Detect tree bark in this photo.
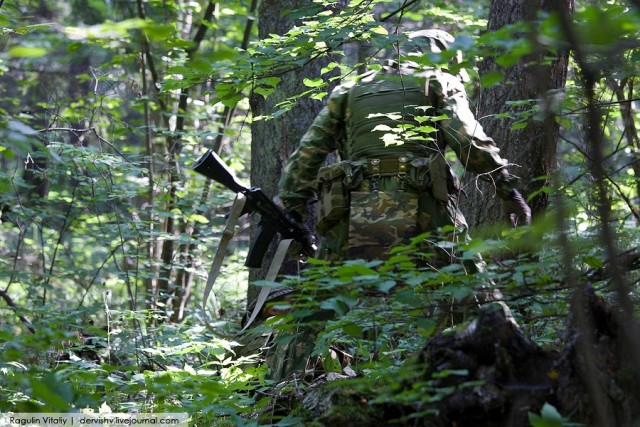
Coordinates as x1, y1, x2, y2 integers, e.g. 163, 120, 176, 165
462, 0, 574, 228
248, 0, 339, 300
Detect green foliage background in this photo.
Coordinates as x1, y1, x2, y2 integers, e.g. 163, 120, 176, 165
1, 0, 640, 425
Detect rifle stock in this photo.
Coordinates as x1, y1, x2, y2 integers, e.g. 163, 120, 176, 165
193, 150, 317, 268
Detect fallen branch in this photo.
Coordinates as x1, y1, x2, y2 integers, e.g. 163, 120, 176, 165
0, 289, 35, 334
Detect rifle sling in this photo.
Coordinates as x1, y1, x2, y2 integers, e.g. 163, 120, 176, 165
202, 192, 248, 321
202, 192, 292, 336
239, 238, 292, 332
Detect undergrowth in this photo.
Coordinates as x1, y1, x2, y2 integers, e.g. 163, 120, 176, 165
0, 226, 618, 426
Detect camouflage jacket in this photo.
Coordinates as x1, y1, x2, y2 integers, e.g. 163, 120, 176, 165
278, 66, 516, 216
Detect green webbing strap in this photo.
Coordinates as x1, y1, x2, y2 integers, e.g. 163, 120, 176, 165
239, 238, 293, 333
202, 192, 247, 322
202, 192, 292, 337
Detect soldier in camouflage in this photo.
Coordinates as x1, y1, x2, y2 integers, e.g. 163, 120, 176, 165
279, 29, 531, 263
263, 30, 531, 381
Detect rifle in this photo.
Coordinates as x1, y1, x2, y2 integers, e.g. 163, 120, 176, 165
193, 149, 317, 268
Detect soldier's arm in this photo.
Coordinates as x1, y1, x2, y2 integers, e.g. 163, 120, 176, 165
278, 86, 349, 216
433, 73, 530, 224
432, 72, 516, 193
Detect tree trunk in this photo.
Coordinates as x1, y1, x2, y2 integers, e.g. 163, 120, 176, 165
248, 0, 339, 300
462, 0, 574, 227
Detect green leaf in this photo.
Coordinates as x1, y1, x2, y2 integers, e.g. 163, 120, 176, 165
416, 318, 436, 338
12, 23, 52, 35
302, 77, 324, 88
29, 374, 75, 410
540, 403, 565, 421
144, 23, 175, 41
321, 62, 339, 75
370, 25, 388, 35
480, 70, 505, 87
372, 124, 394, 132
254, 86, 275, 99
584, 255, 604, 269
382, 133, 403, 146
336, 263, 378, 279
187, 214, 209, 224
342, 323, 363, 338
376, 280, 396, 293
221, 93, 243, 108
322, 352, 342, 373
7, 46, 48, 58
528, 403, 565, 427
510, 120, 528, 131
319, 296, 354, 316
64, 18, 147, 40
262, 76, 281, 88
310, 91, 327, 101
67, 42, 83, 53
395, 289, 416, 305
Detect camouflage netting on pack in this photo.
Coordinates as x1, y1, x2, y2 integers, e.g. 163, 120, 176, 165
347, 190, 418, 260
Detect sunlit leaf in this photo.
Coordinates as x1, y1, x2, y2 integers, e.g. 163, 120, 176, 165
7, 46, 47, 58
303, 77, 324, 88
480, 70, 505, 87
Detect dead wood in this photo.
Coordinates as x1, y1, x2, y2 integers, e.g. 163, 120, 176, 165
408, 307, 557, 426
300, 286, 640, 426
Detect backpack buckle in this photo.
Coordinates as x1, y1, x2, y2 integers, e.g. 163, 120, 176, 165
398, 157, 408, 191
369, 158, 380, 191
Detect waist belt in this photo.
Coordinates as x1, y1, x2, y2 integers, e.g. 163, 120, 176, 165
362, 157, 415, 191
365, 157, 410, 177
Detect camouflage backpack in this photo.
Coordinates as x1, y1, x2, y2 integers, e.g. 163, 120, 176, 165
316, 74, 442, 260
